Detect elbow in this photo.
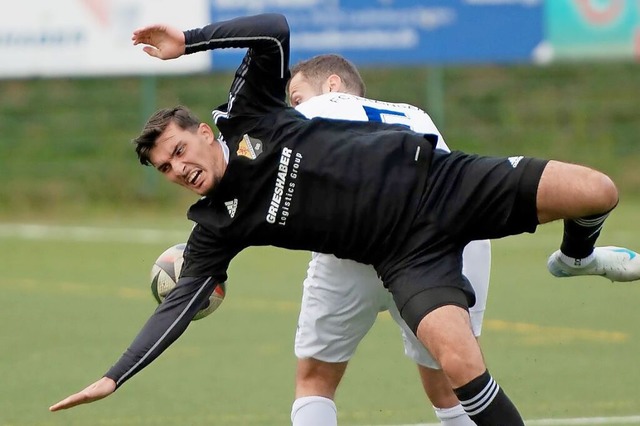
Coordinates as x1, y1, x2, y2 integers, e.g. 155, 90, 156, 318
266, 13, 290, 38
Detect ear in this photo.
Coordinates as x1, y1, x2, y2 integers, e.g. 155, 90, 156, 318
199, 122, 216, 144
326, 74, 343, 93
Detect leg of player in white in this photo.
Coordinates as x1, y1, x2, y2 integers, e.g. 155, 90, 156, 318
292, 254, 380, 426
291, 239, 490, 426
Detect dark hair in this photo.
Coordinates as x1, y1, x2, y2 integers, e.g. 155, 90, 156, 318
289, 54, 366, 97
133, 105, 201, 166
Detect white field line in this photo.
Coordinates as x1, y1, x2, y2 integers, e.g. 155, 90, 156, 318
1, 223, 560, 249
377, 415, 640, 426
0, 223, 188, 244
2, 223, 626, 252
525, 416, 640, 425
2, 222, 632, 246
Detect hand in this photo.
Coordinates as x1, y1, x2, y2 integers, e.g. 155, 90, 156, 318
49, 377, 116, 412
132, 24, 186, 60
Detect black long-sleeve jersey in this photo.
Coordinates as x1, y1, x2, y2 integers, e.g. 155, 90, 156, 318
105, 13, 436, 388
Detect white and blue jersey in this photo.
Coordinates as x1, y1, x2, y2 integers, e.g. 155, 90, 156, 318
296, 92, 450, 152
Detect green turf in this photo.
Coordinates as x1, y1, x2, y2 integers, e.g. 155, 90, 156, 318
2, 199, 640, 425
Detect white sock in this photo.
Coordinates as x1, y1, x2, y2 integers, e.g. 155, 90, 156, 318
434, 404, 475, 426
291, 396, 337, 426
559, 251, 596, 268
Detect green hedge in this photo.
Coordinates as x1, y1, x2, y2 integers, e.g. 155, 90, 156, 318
1, 61, 638, 217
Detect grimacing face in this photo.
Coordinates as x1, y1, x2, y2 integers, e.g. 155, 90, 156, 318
288, 72, 327, 107
149, 121, 227, 195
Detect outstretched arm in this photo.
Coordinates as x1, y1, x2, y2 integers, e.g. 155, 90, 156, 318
49, 275, 221, 411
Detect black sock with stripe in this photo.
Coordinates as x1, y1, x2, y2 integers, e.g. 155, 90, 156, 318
453, 370, 524, 426
561, 212, 610, 259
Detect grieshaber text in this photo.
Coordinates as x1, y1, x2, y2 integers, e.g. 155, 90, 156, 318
266, 147, 302, 225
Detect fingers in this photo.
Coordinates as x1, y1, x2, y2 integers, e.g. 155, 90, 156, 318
142, 46, 160, 58
132, 33, 155, 46
131, 32, 161, 58
131, 29, 165, 58
49, 377, 116, 412
131, 26, 161, 46
49, 393, 88, 412
131, 23, 184, 60
132, 24, 163, 37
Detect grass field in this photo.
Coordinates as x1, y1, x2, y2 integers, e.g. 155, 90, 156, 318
2, 199, 640, 426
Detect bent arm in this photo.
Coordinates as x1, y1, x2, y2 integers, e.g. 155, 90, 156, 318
184, 13, 291, 120
133, 13, 291, 135
183, 13, 289, 80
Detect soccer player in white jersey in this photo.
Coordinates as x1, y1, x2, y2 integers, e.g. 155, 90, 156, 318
287, 54, 489, 426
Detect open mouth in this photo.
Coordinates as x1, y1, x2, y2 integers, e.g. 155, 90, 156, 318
188, 169, 202, 186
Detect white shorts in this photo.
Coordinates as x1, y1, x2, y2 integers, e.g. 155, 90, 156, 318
294, 240, 491, 369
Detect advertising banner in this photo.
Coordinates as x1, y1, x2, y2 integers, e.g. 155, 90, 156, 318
0, 0, 210, 78
546, 0, 640, 60
3, 0, 637, 78
208, 0, 545, 69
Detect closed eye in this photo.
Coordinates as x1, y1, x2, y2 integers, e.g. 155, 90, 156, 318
288, 94, 301, 107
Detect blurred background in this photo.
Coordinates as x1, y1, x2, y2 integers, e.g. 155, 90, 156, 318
1, 1, 640, 425
1, 0, 638, 218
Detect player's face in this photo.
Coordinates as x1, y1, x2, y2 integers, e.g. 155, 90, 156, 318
288, 72, 324, 107
148, 121, 226, 195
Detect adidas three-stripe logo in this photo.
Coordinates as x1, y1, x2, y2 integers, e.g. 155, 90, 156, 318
459, 376, 500, 416
225, 199, 238, 218
508, 156, 523, 168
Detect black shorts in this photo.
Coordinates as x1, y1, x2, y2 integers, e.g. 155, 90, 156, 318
383, 150, 548, 333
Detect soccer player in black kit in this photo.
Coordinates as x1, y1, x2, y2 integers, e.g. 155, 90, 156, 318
50, 13, 640, 425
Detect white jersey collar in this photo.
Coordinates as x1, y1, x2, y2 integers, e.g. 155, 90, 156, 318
218, 136, 230, 165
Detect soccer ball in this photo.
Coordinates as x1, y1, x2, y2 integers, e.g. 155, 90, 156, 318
150, 243, 225, 321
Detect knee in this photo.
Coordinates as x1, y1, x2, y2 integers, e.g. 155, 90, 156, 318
437, 351, 485, 383
590, 171, 619, 213
415, 306, 486, 388
295, 359, 346, 399
538, 161, 620, 222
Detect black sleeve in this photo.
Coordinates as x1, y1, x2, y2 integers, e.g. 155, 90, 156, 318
104, 275, 219, 388
103, 217, 234, 389
182, 13, 290, 120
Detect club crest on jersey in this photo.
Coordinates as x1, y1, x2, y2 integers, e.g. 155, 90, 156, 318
237, 134, 263, 160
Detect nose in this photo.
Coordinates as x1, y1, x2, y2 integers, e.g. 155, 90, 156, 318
163, 160, 185, 181
168, 159, 186, 177
179, 162, 187, 177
